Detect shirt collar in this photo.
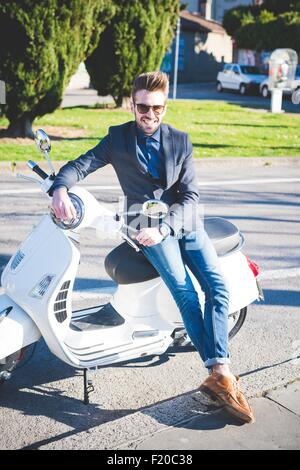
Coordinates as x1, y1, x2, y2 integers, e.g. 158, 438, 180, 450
135, 124, 161, 143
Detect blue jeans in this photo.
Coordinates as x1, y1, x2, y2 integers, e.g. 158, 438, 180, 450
141, 230, 230, 369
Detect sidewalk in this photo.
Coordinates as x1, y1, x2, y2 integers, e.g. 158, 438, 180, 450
36, 379, 300, 450
126, 380, 300, 450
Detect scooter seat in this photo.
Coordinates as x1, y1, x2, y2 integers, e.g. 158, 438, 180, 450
105, 217, 243, 285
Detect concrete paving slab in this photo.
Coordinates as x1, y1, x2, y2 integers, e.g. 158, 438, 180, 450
133, 393, 300, 450
266, 380, 300, 416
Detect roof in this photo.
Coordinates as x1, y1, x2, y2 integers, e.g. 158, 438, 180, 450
180, 10, 228, 35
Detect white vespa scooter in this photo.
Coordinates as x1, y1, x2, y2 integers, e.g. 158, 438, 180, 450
0, 130, 263, 403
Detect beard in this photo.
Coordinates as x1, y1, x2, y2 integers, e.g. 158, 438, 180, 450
135, 114, 161, 136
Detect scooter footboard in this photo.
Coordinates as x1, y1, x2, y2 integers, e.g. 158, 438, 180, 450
0, 294, 41, 359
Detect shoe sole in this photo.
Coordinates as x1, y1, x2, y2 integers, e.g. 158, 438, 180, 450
199, 385, 255, 424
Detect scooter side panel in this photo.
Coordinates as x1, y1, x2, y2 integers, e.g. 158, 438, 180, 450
219, 252, 259, 313
0, 294, 41, 359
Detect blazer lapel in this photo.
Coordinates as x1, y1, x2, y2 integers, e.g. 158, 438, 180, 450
125, 121, 148, 174
161, 124, 175, 189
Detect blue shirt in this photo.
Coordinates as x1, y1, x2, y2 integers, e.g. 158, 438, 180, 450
136, 125, 164, 184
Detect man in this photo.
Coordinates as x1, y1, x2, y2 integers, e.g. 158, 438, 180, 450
51, 71, 255, 423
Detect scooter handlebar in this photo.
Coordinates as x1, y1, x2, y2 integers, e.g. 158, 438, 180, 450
27, 160, 50, 180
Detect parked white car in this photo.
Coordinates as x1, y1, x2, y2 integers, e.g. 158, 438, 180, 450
259, 65, 300, 98
216, 64, 267, 95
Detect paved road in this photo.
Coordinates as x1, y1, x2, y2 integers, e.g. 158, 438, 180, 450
0, 159, 299, 449
62, 82, 300, 115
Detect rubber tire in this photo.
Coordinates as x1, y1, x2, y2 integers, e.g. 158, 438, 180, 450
261, 86, 269, 99
173, 307, 248, 350
217, 81, 223, 93
239, 84, 247, 95
228, 307, 247, 340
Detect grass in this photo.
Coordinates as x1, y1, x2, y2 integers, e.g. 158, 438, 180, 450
0, 100, 300, 161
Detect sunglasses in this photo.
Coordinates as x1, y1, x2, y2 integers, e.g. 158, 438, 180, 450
134, 102, 165, 115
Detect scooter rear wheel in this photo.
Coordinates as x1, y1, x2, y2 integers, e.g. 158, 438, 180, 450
174, 307, 248, 348
228, 307, 247, 340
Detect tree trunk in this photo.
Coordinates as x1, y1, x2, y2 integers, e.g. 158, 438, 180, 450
114, 95, 123, 108
6, 115, 34, 138
121, 96, 131, 110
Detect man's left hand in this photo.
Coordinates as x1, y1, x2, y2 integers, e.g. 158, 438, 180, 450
136, 227, 164, 246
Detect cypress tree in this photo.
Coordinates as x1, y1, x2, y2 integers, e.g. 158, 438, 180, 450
0, 1, 115, 137
85, 0, 179, 107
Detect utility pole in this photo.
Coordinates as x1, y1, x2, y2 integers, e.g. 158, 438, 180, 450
172, 16, 180, 100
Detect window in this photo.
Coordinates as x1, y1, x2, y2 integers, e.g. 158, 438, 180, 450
240, 65, 261, 75
223, 64, 232, 73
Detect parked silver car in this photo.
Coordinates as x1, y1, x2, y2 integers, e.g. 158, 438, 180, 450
217, 64, 267, 95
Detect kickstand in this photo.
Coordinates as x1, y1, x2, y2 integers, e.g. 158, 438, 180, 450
83, 368, 95, 405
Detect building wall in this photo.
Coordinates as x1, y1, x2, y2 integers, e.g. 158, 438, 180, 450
176, 30, 232, 82
181, 1, 262, 24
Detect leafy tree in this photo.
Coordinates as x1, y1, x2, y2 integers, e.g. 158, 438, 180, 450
264, 0, 300, 15
223, 0, 300, 52
223, 5, 260, 37
85, 0, 179, 107
0, 1, 115, 137
236, 10, 300, 52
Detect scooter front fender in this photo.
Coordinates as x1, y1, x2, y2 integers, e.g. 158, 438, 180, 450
0, 294, 41, 359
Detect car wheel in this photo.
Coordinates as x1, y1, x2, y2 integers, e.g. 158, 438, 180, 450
217, 81, 223, 92
261, 85, 269, 98
239, 84, 247, 95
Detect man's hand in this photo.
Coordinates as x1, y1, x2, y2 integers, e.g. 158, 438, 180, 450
51, 187, 77, 221
135, 227, 164, 247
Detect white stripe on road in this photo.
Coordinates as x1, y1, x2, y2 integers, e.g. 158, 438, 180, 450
259, 267, 300, 281
1, 177, 300, 195
200, 177, 300, 186
0, 185, 121, 195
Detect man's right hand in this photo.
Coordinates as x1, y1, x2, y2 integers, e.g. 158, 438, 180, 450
51, 187, 77, 221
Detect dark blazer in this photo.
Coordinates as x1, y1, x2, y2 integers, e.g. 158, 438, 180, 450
50, 121, 200, 236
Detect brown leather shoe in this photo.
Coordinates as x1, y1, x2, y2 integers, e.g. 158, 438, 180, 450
199, 372, 255, 423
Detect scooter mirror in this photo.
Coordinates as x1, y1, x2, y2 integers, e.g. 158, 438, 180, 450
142, 199, 169, 219
35, 129, 51, 153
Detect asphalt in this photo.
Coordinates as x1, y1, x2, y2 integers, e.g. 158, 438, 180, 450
1, 160, 299, 451
0, 87, 299, 451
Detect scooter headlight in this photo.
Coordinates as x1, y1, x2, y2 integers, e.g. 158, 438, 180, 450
51, 193, 85, 230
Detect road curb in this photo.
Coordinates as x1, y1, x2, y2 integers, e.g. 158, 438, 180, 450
1, 156, 300, 175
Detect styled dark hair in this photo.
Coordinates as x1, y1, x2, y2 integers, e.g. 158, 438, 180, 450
132, 71, 169, 99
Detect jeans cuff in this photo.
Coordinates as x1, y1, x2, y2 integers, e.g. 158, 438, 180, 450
204, 357, 231, 368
